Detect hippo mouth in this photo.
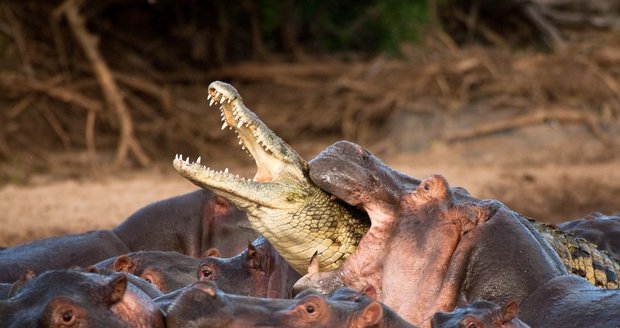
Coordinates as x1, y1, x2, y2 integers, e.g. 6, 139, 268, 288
173, 81, 308, 209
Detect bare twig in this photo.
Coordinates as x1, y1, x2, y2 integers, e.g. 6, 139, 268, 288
58, 0, 150, 168
85, 110, 97, 165
444, 109, 611, 145
39, 103, 72, 151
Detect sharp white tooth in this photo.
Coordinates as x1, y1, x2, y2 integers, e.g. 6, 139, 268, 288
239, 140, 243, 145
221, 122, 228, 130
241, 145, 245, 150
175, 154, 178, 160
209, 98, 215, 106
227, 98, 232, 103
207, 94, 212, 100
224, 168, 229, 173
185, 156, 190, 164
220, 106, 224, 110
237, 121, 243, 128
196, 156, 201, 164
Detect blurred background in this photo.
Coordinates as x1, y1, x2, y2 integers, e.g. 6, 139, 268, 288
1, 0, 619, 246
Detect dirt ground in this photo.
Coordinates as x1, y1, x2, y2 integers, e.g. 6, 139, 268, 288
2, 34, 620, 247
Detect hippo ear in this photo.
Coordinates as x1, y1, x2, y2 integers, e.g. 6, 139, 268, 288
308, 251, 320, 274
245, 244, 262, 269
358, 301, 383, 326
103, 274, 128, 306
8, 270, 35, 297
113, 255, 137, 274
360, 285, 377, 301
204, 248, 221, 258
501, 300, 519, 323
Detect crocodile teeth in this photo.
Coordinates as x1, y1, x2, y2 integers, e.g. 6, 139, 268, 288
209, 98, 215, 106
196, 156, 201, 164
221, 122, 228, 130
237, 120, 244, 128
224, 168, 229, 173
185, 156, 190, 164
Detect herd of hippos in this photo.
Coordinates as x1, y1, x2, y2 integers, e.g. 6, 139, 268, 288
1, 81, 620, 327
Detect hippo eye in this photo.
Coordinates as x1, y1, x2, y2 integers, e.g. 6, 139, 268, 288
144, 277, 152, 283
61, 309, 74, 323
305, 304, 315, 314
423, 182, 431, 191
202, 269, 212, 278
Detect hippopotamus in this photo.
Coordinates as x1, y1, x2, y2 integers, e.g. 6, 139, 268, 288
518, 275, 620, 327
113, 189, 257, 258
164, 280, 299, 327
283, 286, 418, 328
0, 230, 130, 283
94, 250, 202, 293
0, 269, 164, 327
431, 300, 530, 328
557, 211, 620, 261
295, 141, 567, 327
198, 236, 301, 298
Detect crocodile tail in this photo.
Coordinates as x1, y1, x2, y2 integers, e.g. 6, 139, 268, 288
538, 223, 620, 289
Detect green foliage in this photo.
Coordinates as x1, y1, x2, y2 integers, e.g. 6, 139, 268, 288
257, 0, 431, 55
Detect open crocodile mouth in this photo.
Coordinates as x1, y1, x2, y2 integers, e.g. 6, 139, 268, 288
172, 81, 306, 206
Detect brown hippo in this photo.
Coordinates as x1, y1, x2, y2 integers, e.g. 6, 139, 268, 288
519, 275, 620, 327
0, 230, 130, 283
295, 141, 567, 327
0, 269, 164, 327
94, 250, 202, 293
198, 236, 301, 298
113, 189, 257, 258
431, 300, 530, 328
557, 211, 620, 261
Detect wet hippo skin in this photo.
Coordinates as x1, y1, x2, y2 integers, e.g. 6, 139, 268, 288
113, 189, 257, 258
198, 236, 301, 298
0, 269, 165, 327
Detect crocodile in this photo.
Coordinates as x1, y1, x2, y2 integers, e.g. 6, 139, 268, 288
173, 81, 369, 274
173, 81, 620, 288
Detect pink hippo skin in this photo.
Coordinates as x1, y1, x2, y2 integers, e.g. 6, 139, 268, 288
296, 141, 567, 327
0, 269, 164, 327
198, 236, 301, 298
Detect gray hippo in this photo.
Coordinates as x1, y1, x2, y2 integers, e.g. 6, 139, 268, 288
0, 230, 130, 283
94, 250, 202, 293
431, 300, 531, 328
0, 269, 164, 327
295, 141, 572, 327
113, 189, 257, 258
198, 236, 300, 298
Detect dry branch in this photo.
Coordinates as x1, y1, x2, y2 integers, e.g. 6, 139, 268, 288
58, 0, 150, 168
444, 109, 612, 145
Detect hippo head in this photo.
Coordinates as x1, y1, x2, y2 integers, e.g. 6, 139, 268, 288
309, 140, 419, 217
431, 300, 530, 328
198, 236, 300, 298
0, 269, 164, 328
